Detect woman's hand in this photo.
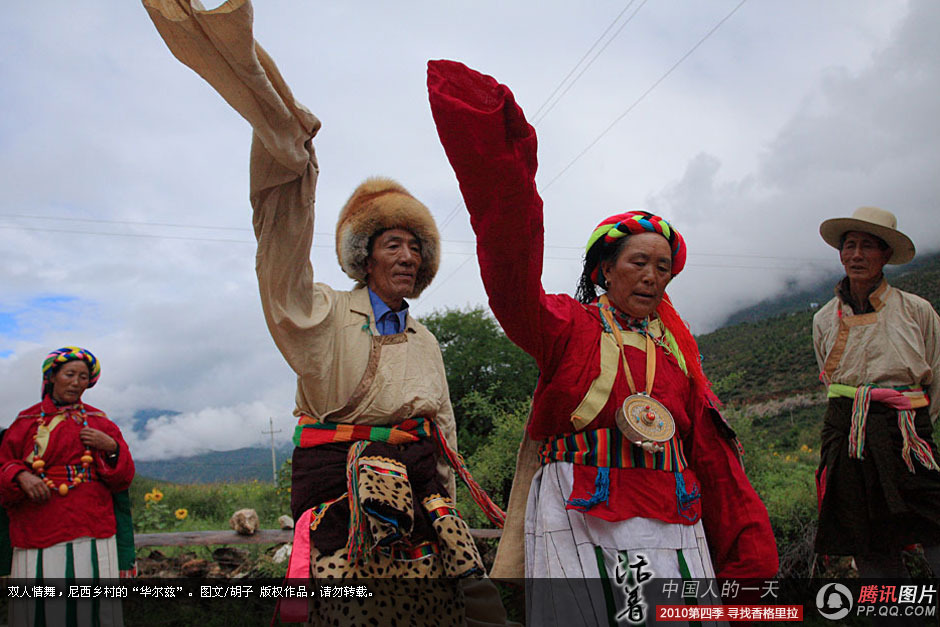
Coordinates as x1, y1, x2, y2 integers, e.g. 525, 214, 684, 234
79, 427, 118, 454
16, 471, 51, 502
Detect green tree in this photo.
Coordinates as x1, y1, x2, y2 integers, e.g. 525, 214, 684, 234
420, 307, 538, 454
456, 393, 530, 528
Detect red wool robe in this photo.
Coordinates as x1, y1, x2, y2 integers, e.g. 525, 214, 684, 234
0, 397, 135, 549
427, 59, 778, 579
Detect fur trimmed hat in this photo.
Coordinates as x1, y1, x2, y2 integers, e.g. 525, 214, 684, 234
335, 177, 440, 297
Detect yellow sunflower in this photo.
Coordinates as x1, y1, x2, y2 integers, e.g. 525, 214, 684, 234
175, 508, 188, 520
150, 488, 164, 503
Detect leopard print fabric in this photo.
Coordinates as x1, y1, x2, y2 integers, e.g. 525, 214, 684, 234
309, 546, 464, 626
422, 495, 485, 578
358, 456, 414, 547
294, 440, 487, 624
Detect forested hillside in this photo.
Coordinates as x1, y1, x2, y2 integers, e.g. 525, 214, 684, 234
698, 251, 940, 403
723, 250, 940, 326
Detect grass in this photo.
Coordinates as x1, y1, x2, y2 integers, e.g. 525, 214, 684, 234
130, 476, 290, 534
727, 404, 821, 577
128, 398, 938, 581
130, 473, 293, 579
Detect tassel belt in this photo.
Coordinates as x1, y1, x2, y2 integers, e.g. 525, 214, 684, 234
294, 415, 505, 533
539, 427, 699, 521
828, 383, 939, 473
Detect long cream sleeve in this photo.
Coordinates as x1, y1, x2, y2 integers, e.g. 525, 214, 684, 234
144, 0, 459, 493
143, 0, 334, 376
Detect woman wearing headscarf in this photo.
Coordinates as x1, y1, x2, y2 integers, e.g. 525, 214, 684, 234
0, 347, 135, 627
428, 61, 777, 624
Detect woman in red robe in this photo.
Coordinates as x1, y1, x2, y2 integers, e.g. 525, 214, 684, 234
0, 347, 135, 627
428, 60, 778, 625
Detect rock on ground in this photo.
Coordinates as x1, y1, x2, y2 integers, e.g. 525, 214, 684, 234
230, 508, 260, 535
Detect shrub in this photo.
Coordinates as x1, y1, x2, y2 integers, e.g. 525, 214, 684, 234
729, 406, 820, 577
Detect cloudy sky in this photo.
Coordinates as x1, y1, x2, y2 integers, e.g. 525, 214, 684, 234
2, 1, 938, 460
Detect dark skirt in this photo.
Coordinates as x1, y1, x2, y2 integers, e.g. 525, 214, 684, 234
815, 397, 940, 555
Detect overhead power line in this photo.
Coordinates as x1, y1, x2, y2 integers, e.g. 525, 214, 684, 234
0, 224, 255, 245
0, 212, 245, 231
419, 256, 476, 301
438, 1, 647, 232
435, 198, 466, 233
542, 0, 749, 192
0, 220, 830, 263
533, 0, 649, 125
425, 2, 751, 295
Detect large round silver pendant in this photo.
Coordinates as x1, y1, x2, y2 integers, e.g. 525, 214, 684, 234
615, 394, 676, 443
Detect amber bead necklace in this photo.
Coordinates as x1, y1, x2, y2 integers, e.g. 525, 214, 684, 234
30, 404, 94, 497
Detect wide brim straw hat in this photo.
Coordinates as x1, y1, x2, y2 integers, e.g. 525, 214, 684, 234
819, 206, 915, 265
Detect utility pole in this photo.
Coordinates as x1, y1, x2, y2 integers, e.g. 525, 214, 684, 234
262, 417, 283, 484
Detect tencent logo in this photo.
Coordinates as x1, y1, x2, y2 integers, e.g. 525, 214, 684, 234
816, 583, 853, 620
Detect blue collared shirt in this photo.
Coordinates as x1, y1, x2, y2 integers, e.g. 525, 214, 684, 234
368, 287, 409, 335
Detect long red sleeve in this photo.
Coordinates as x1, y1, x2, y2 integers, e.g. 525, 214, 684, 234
429, 60, 575, 369
428, 59, 777, 579
687, 394, 779, 578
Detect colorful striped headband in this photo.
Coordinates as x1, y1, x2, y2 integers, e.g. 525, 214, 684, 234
585, 211, 687, 284
42, 346, 100, 396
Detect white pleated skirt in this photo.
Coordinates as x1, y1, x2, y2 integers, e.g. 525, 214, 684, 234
9, 535, 124, 627
525, 462, 722, 627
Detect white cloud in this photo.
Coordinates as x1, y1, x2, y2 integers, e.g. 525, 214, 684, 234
644, 0, 940, 330
123, 402, 295, 461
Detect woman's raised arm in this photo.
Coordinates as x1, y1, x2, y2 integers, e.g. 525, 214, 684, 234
428, 60, 574, 368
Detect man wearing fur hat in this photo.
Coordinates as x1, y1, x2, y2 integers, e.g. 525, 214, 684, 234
814, 206, 940, 577
144, 1, 509, 624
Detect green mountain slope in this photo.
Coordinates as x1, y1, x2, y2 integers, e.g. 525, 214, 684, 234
723, 250, 940, 327
699, 251, 940, 403
133, 253, 938, 484
135, 445, 292, 484
696, 252, 940, 576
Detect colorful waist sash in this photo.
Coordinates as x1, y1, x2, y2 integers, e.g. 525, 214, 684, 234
539, 427, 699, 521
539, 427, 689, 471
293, 416, 434, 448
42, 464, 99, 484
828, 383, 938, 473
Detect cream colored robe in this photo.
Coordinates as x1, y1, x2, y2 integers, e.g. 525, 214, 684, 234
814, 278, 940, 421
143, 5, 512, 624
142, 0, 459, 496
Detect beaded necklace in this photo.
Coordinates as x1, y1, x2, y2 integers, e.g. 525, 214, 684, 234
597, 295, 677, 450
31, 402, 94, 497
593, 298, 676, 356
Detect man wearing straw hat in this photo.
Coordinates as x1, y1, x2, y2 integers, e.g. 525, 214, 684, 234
814, 206, 940, 577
